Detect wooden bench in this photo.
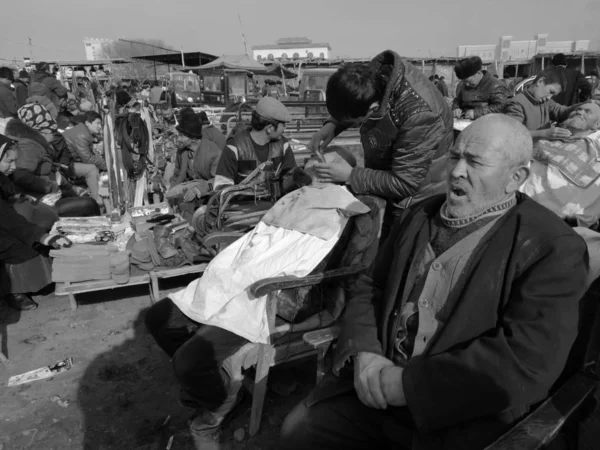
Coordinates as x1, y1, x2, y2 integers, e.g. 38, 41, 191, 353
54, 264, 207, 310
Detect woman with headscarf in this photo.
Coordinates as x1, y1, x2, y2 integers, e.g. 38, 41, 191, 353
0, 135, 72, 310
7, 104, 100, 216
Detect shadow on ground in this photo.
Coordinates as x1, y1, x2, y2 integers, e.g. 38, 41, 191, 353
76, 303, 316, 450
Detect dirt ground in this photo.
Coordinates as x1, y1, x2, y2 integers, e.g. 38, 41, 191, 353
0, 279, 315, 450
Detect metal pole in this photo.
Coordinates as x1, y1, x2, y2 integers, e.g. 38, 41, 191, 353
181, 48, 185, 68
153, 46, 157, 81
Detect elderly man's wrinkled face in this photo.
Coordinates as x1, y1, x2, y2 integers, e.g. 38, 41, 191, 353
562, 103, 600, 131
446, 130, 516, 218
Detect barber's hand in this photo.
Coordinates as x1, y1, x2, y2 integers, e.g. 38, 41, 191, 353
313, 160, 353, 183
380, 365, 407, 407
309, 122, 336, 152
463, 109, 475, 120
453, 108, 463, 119
354, 352, 395, 409
545, 127, 572, 138
40, 234, 73, 249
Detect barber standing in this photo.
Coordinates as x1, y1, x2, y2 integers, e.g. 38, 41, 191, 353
309, 50, 453, 240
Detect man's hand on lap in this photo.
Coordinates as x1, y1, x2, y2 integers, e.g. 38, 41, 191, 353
354, 352, 395, 410
380, 366, 406, 407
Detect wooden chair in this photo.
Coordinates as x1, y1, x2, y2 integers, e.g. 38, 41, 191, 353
485, 279, 600, 449
223, 195, 384, 436
238, 265, 368, 436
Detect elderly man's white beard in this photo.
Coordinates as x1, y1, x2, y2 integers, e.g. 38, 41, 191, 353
561, 116, 588, 131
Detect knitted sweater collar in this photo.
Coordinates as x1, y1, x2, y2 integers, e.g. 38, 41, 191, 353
440, 195, 517, 229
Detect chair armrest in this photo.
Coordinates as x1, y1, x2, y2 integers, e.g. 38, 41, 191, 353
303, 326, 340, 348
203, 231, 245, 248
484, 372, 598, 450
249, 264, 367, 298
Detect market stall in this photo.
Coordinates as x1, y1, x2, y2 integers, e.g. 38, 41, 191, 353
51, 206, 210, 310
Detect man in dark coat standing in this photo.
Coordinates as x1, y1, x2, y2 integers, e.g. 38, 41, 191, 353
280, 114, 588, 450
0, 67, 18, 119
551, 53, 592, 106
13, 70, 30, 108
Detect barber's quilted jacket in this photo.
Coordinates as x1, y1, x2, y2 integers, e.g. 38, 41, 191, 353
331, 50, 454, 209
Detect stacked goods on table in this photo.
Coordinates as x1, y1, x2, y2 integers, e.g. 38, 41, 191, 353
51, 216, 135, 251
110, 250, 131, 284
51, 244, 134, 284
128, 214, 214, 272
51, 216, 112, 244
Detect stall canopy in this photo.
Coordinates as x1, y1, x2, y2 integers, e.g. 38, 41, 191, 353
264, 61, 297, 79
191, 54, 267, 72
179, 54, 297, 79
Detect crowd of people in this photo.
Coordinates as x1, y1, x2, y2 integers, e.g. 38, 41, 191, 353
2, 49, 600, 449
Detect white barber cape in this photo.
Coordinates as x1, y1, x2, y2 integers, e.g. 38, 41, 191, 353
170, 185, 370, 343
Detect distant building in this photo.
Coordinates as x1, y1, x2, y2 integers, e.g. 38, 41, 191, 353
252, 37, 331, 62
457, 34, 592, 77
458, 34, 590, 63
83, 38, 114, 61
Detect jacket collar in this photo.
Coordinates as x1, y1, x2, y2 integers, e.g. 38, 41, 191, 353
368, 50, 405, 120
523, 86, 547, 106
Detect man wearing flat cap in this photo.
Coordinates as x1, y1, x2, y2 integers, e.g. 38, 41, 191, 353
213, 97, 296, 189
452, 56, 509, 120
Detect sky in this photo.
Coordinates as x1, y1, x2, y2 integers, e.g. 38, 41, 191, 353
1, 0, 599, 64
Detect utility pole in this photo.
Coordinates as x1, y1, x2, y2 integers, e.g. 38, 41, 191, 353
238, 13, 249, 56
28, 37, 33, 60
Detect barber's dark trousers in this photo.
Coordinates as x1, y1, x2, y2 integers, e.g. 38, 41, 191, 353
145, 298, 248, 411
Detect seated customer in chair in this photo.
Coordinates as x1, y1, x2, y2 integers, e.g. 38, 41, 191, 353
520, 101, 600, 286
279, 115, 588, 450
145, 147, 378, 438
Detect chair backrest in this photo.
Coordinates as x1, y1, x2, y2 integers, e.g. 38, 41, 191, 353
273, 195, 386, 323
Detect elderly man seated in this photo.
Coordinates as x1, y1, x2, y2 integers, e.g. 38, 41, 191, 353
521, 101, 600, 285
279, 114, 588, 450
145, 147, 380, 438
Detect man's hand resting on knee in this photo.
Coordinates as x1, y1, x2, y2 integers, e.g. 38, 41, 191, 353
380, 365, 406, 407
354, 352, 394, 409
354, 352, 407, 409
